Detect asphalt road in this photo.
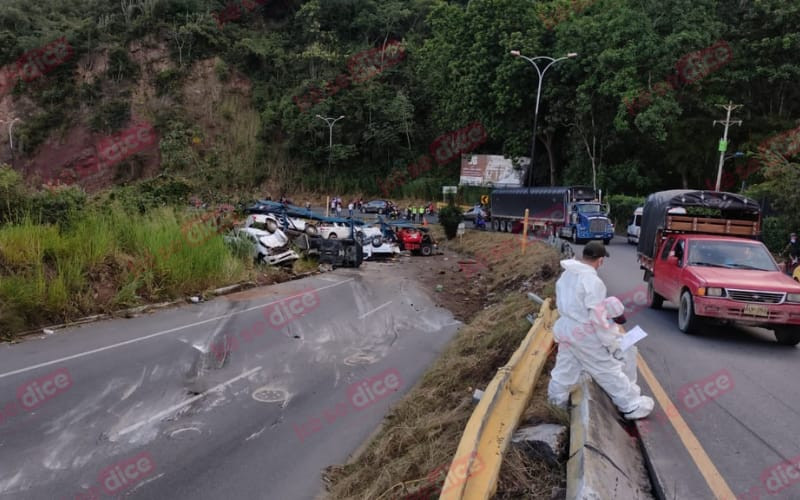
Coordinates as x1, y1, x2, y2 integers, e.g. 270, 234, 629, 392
587, 236, 800, 500
0, 263, 460, 499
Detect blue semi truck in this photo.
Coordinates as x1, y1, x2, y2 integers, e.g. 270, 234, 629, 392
489, 186, 614, 244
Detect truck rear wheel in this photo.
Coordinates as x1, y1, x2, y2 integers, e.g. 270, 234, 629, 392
678, 290, 700, 334
774, 327, 800, 346
647, 278, 664, 309
491, 219, 499, 231
421, 244, 433, 256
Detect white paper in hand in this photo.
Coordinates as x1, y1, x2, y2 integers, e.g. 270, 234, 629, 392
619, 325, 648, 351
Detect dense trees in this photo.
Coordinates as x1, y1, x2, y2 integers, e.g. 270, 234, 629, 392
0, 0, 798, 200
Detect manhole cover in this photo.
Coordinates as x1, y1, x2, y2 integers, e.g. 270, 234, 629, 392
252, 387, 287, 403
344, 352, 378, 366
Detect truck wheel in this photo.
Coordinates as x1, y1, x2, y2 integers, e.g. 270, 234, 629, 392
421, 244, 433, 256
603, 238, 611, 245
647, 278, 664, 309
774, 327, 800, 346
329, 233, 337, 239
678, 290, 700, 334
491, 219, 499, 231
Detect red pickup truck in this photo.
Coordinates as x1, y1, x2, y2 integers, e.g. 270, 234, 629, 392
638, 190, 800, 345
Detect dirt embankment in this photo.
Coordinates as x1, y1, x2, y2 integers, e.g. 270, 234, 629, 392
1, 37, 253, 192
324, 229, 566, 499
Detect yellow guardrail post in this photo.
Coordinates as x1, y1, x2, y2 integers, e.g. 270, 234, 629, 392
439, 299, 556, 500
521, 209, 530, 254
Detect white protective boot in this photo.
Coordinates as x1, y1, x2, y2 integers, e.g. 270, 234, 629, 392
622, 395, 655, 420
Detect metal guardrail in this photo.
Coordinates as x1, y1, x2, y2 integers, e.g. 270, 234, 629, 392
439, 299, 556, 500
543, 233, 575, 259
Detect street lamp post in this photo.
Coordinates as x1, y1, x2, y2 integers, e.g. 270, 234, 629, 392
0, 118, 20, 161
510, 50, 577, 187
315, 114, 345, 182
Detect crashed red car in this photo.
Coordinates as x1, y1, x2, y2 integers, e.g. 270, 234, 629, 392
391, 224, 437, 256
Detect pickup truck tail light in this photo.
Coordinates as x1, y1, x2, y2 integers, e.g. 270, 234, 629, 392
698, 287, 725, 297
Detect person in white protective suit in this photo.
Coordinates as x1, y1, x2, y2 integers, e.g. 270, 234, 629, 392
588, 296, 638, 384
547, 241, 654, 420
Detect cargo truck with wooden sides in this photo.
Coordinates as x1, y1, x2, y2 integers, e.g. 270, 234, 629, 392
637, 190, 800, 345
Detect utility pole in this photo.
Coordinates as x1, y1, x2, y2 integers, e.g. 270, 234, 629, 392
712, 101, 742, 192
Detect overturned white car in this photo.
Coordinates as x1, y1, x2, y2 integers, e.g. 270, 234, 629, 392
227, 215, 299, 265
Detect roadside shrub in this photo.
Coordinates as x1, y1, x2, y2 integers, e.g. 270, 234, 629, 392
30, 185, 87, 228
104, 176, 194, 214
0, 165, 27, 223
438, 204, 463, 239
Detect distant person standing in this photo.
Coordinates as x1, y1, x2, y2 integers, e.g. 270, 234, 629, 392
330, 198, 336, 215
784, 233, 800, 275
336, 199, 342, 217
348, 201, 354, 217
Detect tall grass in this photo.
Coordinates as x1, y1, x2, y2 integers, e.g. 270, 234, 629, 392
0, 206, 249, 337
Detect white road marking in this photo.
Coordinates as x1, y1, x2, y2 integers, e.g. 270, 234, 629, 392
246, 426, 267, 441
357, 300, 392, 320
112, 367, 261, 439
0, 279, 354, 380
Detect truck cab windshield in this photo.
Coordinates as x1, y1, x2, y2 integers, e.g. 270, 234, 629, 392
575, 204, 602, 214
687, 241, 778, 271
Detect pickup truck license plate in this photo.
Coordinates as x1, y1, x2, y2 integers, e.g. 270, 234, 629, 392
743, 304, 769, 317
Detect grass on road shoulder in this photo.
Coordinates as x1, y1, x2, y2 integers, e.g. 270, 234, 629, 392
0, 206, 292, 338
